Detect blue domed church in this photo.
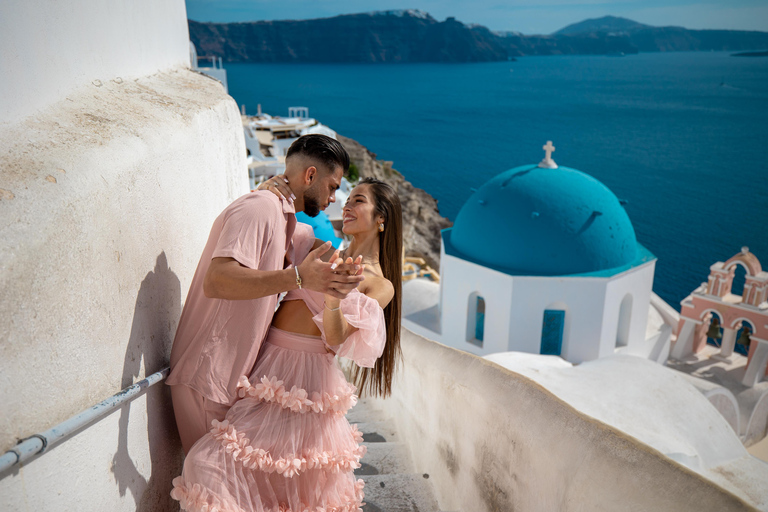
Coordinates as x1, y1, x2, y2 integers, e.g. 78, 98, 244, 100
430, 143, 657, 363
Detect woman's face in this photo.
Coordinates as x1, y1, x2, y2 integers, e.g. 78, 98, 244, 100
342, 184, 382, 236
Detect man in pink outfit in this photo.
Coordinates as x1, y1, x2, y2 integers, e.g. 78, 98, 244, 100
168, 135, 363, 453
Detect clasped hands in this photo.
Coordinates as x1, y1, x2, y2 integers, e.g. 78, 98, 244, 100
297, 242, 364, 301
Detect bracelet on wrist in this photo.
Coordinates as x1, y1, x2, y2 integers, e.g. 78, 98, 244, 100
294, 266, 302, 289
324, 301, 340, 312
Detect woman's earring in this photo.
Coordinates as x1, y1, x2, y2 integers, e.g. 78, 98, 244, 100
378, 223, 384, 232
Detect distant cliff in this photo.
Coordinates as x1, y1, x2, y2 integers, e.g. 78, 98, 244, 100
336, 134, 452, 270
554, 16, 768, 53
188, 10, 508, 63
189, 11, 768, 62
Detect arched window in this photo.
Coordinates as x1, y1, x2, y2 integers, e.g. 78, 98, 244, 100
731, 264, 747, 297
466, 293, 485, 347
541, 310, 565, 356
616, 294, 633, 348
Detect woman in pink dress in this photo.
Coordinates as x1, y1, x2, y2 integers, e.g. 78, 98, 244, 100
171, 178, 402, 512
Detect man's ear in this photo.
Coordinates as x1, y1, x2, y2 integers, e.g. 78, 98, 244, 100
304, 166, 317, 185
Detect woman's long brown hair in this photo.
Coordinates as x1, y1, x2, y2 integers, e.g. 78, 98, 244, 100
351, 178, 402, 398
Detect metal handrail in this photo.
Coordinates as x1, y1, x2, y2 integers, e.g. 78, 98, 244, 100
0, 367, 169, 475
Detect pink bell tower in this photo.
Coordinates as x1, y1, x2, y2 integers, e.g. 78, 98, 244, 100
671, 247, 768, 387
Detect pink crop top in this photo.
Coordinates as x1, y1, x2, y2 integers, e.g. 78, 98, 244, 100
282, 224, 387, 368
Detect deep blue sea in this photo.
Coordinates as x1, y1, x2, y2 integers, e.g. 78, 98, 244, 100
225, 52, 768, 309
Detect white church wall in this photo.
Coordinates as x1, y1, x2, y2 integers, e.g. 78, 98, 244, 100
438, 254, 513, 356
510, 276, 609, 363
0, 0, 189, 126
601, 261, 656, 359
437, 247, 656, 366
0, 0, 247, 508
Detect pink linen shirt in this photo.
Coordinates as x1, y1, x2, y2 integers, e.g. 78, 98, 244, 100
167, 191, 297, 406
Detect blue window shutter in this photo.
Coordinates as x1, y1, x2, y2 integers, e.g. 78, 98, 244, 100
475, 297, 485, 342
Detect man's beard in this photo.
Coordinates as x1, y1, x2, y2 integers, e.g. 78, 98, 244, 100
302, 187, 323, 217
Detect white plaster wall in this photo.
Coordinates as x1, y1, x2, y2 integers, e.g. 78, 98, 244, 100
600, 261, 655, 358
438, 254, 514, 355
401, 278, 442, 339
0, 385, 182, 512
273, 137, 296, 157
510, 275, 609, 363
488, 353, 747, 471
746, 391, 768, 446
651, 290, 681, 333
196, 67, 229, 92
0, 0, 190, 126
438, 240, 447, 322
371, 330, 768, 512
0, 67, 246, 509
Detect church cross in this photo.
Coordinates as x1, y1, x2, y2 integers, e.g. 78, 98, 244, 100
538, 140, 558, 169
544, 141, 555, 159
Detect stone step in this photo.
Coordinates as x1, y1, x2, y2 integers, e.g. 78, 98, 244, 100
347, 398, 390, 424
354, 421, 401, 444
356, 442, 414, 476
360, 474, 441, 512
349, 398, 444, 512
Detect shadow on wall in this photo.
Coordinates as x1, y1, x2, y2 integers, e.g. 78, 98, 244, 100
111, 252, 183, 511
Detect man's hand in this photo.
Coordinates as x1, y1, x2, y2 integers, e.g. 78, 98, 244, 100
298, 242, 364, 299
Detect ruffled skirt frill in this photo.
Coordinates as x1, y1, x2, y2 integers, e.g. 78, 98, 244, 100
171, 327, 366, 512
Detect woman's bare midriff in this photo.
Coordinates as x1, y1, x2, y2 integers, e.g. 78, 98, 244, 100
271, 299, 323, 336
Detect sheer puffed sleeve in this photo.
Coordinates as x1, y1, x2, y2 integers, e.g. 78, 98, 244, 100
312, 290, 386, 368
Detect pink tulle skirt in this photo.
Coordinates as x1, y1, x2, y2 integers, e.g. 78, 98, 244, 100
171, 327, 366, 512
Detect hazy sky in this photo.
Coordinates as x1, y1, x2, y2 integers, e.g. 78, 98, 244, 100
185, 0, 768, 34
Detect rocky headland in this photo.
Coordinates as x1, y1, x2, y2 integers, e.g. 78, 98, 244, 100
189, 11, 508, 63
189, 11, 768, 62
337, 134, 452, 270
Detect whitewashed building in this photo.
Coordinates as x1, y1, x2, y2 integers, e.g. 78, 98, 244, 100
408, 143, 662, 364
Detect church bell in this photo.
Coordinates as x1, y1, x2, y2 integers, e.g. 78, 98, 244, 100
736, 326, 752, 348
706, 317, 722, 339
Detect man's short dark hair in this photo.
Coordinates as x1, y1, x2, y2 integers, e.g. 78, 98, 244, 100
286, 134, 350, 173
